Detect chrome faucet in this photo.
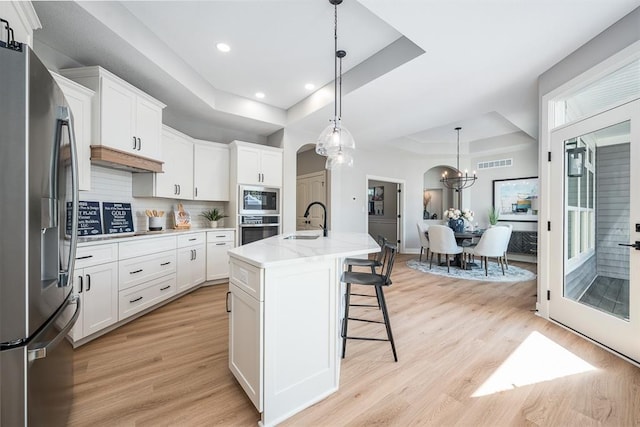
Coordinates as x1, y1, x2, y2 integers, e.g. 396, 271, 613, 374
303, 201, 327, 237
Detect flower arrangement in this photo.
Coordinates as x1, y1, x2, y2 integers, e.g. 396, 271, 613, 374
443, 208, 474, 221
461, 208, 474, 222
443, 208, 462, 220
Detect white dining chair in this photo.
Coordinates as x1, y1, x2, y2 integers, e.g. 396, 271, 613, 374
416, 222, 431, 262
427, 225, 463, 272
463, 226, 511, 276
498, 224, 513, 269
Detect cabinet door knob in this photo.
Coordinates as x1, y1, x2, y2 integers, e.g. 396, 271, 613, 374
226, 291, 231, 313
195, 187, 198, 197
137, 137, 142, 151
86, 274, 91, 291
78, 275, 83, 293
133, 136, 137, 150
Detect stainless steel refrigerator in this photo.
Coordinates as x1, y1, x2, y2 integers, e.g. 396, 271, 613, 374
0, 43, 80, 426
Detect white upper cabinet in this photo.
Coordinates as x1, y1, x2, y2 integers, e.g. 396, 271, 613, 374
132, 125, 194, 199
193, 140, 229, 201
232, 141, 283, 187
59, 66, 165, 162
51, 72, 94, 191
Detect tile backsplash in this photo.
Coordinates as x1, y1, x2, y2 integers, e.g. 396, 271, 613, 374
80, 165, 229, 232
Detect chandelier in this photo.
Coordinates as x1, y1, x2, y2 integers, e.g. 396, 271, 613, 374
315, 0, 355, 170
440, 127, 477, 191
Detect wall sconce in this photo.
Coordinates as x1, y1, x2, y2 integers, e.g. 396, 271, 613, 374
567, 146, 586, 177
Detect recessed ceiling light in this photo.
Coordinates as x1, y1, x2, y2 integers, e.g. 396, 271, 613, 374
305, 83, 315, 90
216, 43, 231, 53
255, 92, 265, 99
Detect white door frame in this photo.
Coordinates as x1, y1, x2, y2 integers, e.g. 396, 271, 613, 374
548, 99, 640, 363
538, 40, 640, 319
365, 175, 405, 253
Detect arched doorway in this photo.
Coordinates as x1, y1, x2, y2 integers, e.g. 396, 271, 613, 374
423, 165, 458, 220
296, 144, 328, 232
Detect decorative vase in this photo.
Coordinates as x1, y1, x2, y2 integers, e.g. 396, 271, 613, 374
448, 218, 465, 233
209, 220, 218, 228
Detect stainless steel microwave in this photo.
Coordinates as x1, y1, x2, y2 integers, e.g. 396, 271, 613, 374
239, 185, 280, 215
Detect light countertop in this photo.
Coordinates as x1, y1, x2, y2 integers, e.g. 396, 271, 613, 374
77, 227, 235, 246
228, 231, 380, 268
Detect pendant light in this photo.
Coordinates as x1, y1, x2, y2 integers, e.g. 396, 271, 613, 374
316, 0, 355, 169
440, 127, 477, 191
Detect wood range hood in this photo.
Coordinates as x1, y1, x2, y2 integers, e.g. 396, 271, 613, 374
90, 145, 164, 173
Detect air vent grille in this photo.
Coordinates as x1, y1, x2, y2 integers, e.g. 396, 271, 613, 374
477, 158, 512, 170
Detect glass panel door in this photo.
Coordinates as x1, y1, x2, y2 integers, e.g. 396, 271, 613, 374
549, 99, 640, 362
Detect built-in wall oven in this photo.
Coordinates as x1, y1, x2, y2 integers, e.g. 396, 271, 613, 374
239, 185, 279, 215
239, 215, 280, 245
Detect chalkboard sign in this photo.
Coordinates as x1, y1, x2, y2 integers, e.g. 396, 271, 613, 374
66, 201, 102, 236
102, 202, 134, 234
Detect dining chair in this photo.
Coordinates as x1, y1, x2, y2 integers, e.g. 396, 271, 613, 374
463, 226, 511, 276
427, 225, 463, 272
416, 222, 430, 262
498, 224, 513, 269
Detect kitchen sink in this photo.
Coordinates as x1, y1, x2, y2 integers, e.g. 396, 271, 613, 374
283, 234, 321, 240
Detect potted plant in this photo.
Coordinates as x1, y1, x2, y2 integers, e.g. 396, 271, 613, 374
201, 208, 228, 228
488, 207, 499, 226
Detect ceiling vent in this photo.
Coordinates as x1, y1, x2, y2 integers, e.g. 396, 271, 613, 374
477, 158, 512, 170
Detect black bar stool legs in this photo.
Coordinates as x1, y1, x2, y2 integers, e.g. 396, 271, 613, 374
341, 283, 352, 359
377, 285, 398, 362
340, 243, 398, 362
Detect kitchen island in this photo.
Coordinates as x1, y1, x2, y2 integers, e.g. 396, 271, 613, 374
227, 231, 379, 426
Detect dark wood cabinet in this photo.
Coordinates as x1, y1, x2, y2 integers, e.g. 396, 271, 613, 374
507, 231, 537, 255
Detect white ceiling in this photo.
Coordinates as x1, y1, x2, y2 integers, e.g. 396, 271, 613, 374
32, 0, 640, 154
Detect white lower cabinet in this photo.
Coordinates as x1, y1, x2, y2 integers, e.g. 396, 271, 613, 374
206, 230, 235, 280
70, 243, 119, 341
177, 233, 206, 292
228, 282, 263, 412
119, 274, 176, 320
118, 235, 178, 321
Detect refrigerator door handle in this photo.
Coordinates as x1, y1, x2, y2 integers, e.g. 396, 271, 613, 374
57, 106, 79, 288
28, 295, 80, 362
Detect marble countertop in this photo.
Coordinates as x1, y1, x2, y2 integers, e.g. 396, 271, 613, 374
228, 231, 380, 268
77, 227, 235, 246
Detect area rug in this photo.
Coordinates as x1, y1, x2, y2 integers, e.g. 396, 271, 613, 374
406, 258, 536, 282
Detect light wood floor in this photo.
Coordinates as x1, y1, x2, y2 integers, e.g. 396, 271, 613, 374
70, 255, 640, 426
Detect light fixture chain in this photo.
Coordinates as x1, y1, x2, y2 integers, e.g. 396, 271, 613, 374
339, 55, 343, 119
333, 2, 338, 122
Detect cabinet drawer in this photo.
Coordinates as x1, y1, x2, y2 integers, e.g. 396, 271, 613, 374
75, 243, 118, 269
177, 232, 205, 248
207, 230, 234, 242
119, 236, 176, 259
118, 250, 176, 290
229, 258, 263, 301
119, 274, 176, 320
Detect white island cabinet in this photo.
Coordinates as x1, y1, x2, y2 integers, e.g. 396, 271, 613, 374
227, 231, 379, 427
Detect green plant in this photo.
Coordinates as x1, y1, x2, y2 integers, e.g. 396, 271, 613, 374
200, 208, 228, 221
488, 207, 499, 225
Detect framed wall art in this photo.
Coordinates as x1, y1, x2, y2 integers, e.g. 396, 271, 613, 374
493, 177, 538, 222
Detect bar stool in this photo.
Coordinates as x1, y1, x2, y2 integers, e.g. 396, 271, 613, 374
341, 243, 398, 362
342, 235, 387, 309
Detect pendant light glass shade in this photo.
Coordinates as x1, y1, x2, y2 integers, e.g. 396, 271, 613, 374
316, 118, 355, 156
316, 0, 354, 169
325, 148, 354, 170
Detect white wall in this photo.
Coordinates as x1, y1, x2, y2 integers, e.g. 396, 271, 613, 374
469, 132, 538, 231
279, 129, 539, 253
